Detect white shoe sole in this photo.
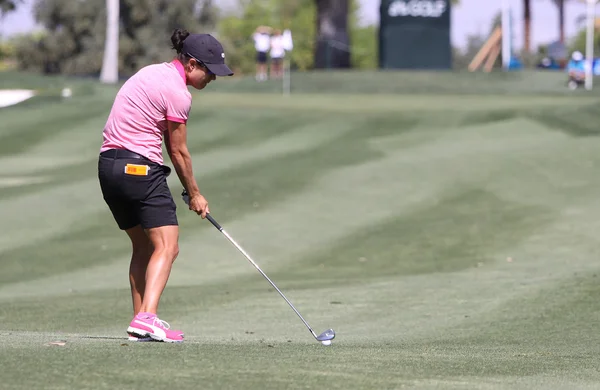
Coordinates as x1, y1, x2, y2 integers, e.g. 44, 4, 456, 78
148, 333, 184, 343
127, 326, 184, 343
128, 336, 154, 342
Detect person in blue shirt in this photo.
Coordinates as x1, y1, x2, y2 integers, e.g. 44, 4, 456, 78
567, 51, 586, 88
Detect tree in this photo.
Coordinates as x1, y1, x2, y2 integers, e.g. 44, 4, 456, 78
569, 20, 600, 54
197, 0, 217, 31
349, 24, 376, 69
314, 0, 350, 68
554, 0, 566, 43
0, 0, 22, 37
15, 0, 216, 75
0, 0, 21, 18
525, 0, 566, 52
524, 0, 531, 52
218, 0, 316, 74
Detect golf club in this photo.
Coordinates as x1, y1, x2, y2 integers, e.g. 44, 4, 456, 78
182, 190, 335, 344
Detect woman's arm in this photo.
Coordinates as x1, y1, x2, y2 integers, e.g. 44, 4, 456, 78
166, 120, 208, 217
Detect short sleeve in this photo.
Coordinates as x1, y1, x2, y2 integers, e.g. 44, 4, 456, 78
164, 89, 192, 124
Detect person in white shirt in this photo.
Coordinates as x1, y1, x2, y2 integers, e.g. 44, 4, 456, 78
253, 26, 271, 81
269, 29, 286, 79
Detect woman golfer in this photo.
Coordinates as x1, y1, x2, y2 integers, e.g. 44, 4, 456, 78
98, 29, 233, 343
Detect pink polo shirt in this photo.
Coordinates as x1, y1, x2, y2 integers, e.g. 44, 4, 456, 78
100, 60, 192, 165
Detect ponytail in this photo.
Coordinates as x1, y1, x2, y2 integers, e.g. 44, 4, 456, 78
171, 28, 190, 54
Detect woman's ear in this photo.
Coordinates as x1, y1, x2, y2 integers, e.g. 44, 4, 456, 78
186, 59, 196, 72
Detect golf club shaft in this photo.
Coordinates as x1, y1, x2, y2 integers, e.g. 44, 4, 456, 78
205, 213, 318, 339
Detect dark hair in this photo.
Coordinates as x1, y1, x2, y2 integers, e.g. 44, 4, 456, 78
171, 29, 193, 64
171, 28, 190, 54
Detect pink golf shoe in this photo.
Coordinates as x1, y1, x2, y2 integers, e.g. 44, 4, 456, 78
127, 312, 184, 343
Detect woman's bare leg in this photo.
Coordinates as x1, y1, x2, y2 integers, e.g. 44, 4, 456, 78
125, 225, 153, 315
138, 225, 179, 314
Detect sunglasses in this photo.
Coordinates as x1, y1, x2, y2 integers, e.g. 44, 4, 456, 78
186, 53, 214, 75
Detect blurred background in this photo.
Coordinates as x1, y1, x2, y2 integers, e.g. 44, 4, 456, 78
0, 0, 599, 77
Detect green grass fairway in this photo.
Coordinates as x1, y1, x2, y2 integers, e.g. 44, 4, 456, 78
2, 71, 600, 389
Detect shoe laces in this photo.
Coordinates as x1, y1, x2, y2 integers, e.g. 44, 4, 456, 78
153, 317, 171, 330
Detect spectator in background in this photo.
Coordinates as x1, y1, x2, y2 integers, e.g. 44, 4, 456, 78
269, 29, 286, 80
253, 26, 271, 81
567, 51, 586, 83
536, 57, 562, 70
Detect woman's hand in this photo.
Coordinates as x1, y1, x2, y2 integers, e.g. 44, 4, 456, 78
188, 193, 209, 219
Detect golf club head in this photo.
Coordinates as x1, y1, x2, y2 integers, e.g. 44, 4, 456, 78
316, 329, 335, 341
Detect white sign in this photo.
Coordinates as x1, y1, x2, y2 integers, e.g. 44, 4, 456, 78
388, 0, 447, 18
